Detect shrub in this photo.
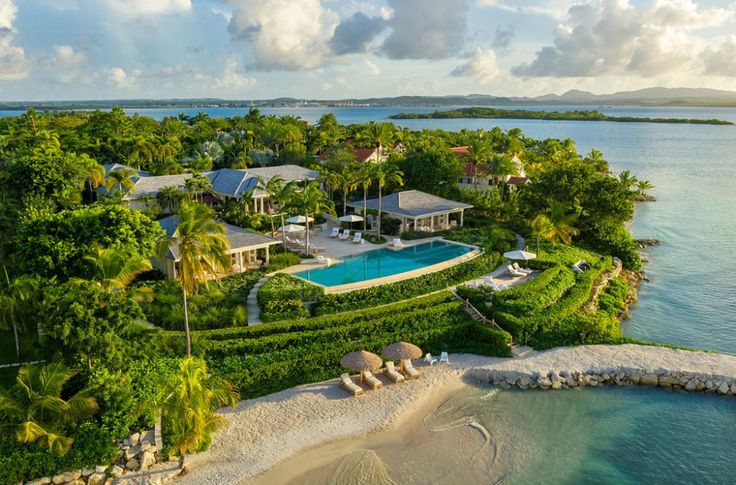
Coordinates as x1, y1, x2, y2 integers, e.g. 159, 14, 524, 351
312, 252, 501, 315
442, 224, 516, 253
257, 273, 323, 306
260, 299, 309, 323
266, 252, 301, 271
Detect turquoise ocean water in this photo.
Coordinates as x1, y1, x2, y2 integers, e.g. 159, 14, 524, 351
5, 105, 735, 482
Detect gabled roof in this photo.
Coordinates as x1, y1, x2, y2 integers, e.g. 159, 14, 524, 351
450, 146, 469, 155
507, 176, 530, 185
347, 190, 472, 218
158, 215, 280, 261
353, 148, 379, 163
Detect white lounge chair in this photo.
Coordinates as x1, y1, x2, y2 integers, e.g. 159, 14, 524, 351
352, 232, 362, 244
317, 255, 331, 265
329, 227, 339, 238
424, 353, 437, 366
507, 265, 527, 277
389, 237, 405, 249
401, 359, 420, 379
339, 230, 351, 240
483, 276, 509, 291
340, 373, 364, 397
439, 352, 449, 365
513, 262, 534, 275
362, 370, 383, 390
384, 362, 405, 383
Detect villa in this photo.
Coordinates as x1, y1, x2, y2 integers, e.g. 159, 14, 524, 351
455, 153, 527, 191
101, 164, 318, 212
346, 190, 472, 233
154, 214, 281, 279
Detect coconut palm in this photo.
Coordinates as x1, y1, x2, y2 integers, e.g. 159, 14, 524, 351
82, 245, 153, 299
157, 185, 186, 213
355, 164, 374, 232
485, 154, 519, 187
79, 155, 106, 201
0, 271, 40, 360
157, 202, 231, 356
530, 214, 554, 255
465, 138, 491, 188
358, 121, 393, 158
107, 168, 137, 197
618, 170, 639, 190
339, 164, 360, 216
257, 175, 286, 236
0, 363, 98, 456
636, 179, 655, 197
545, 203, 580, 246
155, 357, 238, 469
184, 173, 212, 203
289, 182, 336, 254
374, 163, 404, 236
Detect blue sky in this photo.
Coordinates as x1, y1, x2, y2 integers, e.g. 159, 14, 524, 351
1, 0, 735, 100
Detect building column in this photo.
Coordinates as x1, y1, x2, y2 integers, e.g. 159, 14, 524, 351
460, 210, 464, 227
264, 246, 270, 265
430, 217, 434, 232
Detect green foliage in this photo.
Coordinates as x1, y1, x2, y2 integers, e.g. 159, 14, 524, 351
0, 421, 117, 484
140, 271, 264, 330
13, 204, 163, 279
260, 299, 310, 323
312, 252, 501, 315
265, 252, 301, 271
42, 281, 150, 371
442, 223, 516, 253
597, 278, 631, 318
257, 273, 323, 306
399, 145, 464, 198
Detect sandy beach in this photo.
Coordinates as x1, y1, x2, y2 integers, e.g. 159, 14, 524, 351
175, 345, 736, 484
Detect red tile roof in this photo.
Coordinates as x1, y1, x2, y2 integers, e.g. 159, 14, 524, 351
353, 148, 378, 163
450, 146, 469, 154
463, 162, 488, 177
507, 176, 530, 185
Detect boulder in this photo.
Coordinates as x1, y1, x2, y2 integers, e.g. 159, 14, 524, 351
110, 466, 124, 478
81, 468, 95, 477
88, 472, 106, 485
129, 432, 141, 444
140, 442, 153, 453
139, 451, 157, 471
685, 379, 698, 392
66, 480, 85, 485
140, 429, 156, 445
628, 373, 640, 385
125, 458, 140, 471
27, 478, 52, 485
718, 382, 730, 395
52, 470, 81, 484
550, 380, 562, 390
518, 375, 531, 389
658, 375, 679, 387
125, 444, 141, 461
640, 374, 658, 386
538, 377, 551, 389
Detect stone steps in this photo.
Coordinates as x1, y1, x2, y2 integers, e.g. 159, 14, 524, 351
246, 275, 271, 326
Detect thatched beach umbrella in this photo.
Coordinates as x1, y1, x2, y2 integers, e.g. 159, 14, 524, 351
382, 342, 422, 371
340, 350, 383, 381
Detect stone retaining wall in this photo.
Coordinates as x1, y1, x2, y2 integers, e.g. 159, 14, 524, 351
470, 366, 736, 395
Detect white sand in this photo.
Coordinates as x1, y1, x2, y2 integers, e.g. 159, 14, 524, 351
175, 345, 736, 484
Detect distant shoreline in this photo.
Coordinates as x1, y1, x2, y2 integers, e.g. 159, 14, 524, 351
390, 107, 734, 125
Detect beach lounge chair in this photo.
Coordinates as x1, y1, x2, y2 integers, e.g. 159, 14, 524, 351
384, 361, 405, 383
339, 229, 351, 240
352, 232, 362, 244
439, 352, 449, 365
362, 370, 383, 390
424, 353, 437, 366
329, 227, 339, 238
317, 255, 331, 265
389, 237, 406, 249
512, 262, 534, 275
507, 265, 527, 277
340, 373, 364, 397
401, 359, 420, 379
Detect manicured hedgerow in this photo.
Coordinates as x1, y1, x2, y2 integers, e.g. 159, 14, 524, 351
260, 299, 310, 322
312, 252, 502, 315
257, 273, 324, 306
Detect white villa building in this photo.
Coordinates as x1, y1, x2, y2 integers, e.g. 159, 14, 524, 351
454, 151, 529, 191
101, 164, 318, 212
154, 215, 281, 279
346, 190, 472, 233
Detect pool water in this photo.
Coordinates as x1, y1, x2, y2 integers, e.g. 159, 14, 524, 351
293, 240, 474, 287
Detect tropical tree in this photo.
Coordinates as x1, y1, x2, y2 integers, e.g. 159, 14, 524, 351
530, 214, 554, 255
0, 363, 98, 456
618, 170, 639, 190
184, 173, 212, 203
355, 164, 374, 232
288, 182, 335, 254
157, 185, 186, 213
82, 245, 153, 298
374, 162, 404, 236
636, 179, 654, 198
107, 168, 137, 197
465, 138, 491, 188
357, 121, 394, 157
154, 357, 238, 469
339, 164, 360, 216
485, 154, 519, 187
79, 155, 106, 201
545, 202, 580, 246
0, 271, 40, 360
257, 175, 285, 236
157, 202, 230, 356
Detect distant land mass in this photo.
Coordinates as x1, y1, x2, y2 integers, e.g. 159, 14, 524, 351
2, 87, 736, 110
390, 107, 734, 125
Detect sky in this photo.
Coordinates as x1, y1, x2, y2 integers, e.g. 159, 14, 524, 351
1, 0, 736, 100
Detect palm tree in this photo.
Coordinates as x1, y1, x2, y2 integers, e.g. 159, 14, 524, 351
355, 164, 374, 232
289, 182, 336, 254
257, 175, 286, 236
485, 154, 519, 187
157, 202, 231, 356
636, 179, 655, 198
107, 168, 137, 197
157, 185, 186, 213
374, 163, 404, 237
618, 170, 639, 190
155, 357, 238, 469
0, 363, 98, 456
82, 245, 153, 297
80, 155, 106, 201
184, 174, 212, 203
530, 214, 554, 255
545, 203, 580, 246
0, 271, 40, 360
465, 138, 491, 188
339, 164, 360, 216
358, 122, 394, 159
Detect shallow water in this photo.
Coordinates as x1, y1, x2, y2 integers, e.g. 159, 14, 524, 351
251, 384, 736, 484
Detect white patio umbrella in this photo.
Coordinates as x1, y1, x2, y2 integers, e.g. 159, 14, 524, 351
503, 250, 537, 265
338, 214, 364, 231
286, 215, 314, 224
277, 224, 306, 233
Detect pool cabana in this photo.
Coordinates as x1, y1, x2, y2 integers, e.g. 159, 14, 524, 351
347, 190, 473, 233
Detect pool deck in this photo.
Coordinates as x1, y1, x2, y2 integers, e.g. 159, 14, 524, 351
280, 225, 479, 294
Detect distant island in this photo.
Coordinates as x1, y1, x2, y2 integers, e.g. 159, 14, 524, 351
390, 107, 734, 125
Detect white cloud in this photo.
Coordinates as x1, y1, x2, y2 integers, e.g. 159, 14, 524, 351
512, 0, 731, 78
228, 0, 339, 71
450, 47, 499, 84
363, 58, 380, 76
703, 36, 736, 77
0, 0, 28, 80
106, 0, 191, 16
107, 67, 139, 88
50, 45, 86, 68
203, 57, 257, 91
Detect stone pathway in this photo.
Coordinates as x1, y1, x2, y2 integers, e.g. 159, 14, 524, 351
246, 275, 271, 326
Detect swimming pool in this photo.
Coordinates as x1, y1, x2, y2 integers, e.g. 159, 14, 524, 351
293, 240, 475, 288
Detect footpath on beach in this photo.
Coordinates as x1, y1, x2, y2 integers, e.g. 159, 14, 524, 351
173, 344, 736, 485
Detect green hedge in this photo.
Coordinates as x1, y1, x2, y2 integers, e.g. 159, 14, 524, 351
257, 273, 324, 306
597, 278, 630, 317
491, 266, 576, 315
312, 252, 502, 315
260, 299, 310, 323
266, 252, 301, 271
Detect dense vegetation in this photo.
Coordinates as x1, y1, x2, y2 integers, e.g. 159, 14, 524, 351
390, 107, 734, 125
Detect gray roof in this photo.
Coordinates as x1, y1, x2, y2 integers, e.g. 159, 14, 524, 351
158, 215, 280, 261
347, 190, 472, 218
101, 164, 317, 201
